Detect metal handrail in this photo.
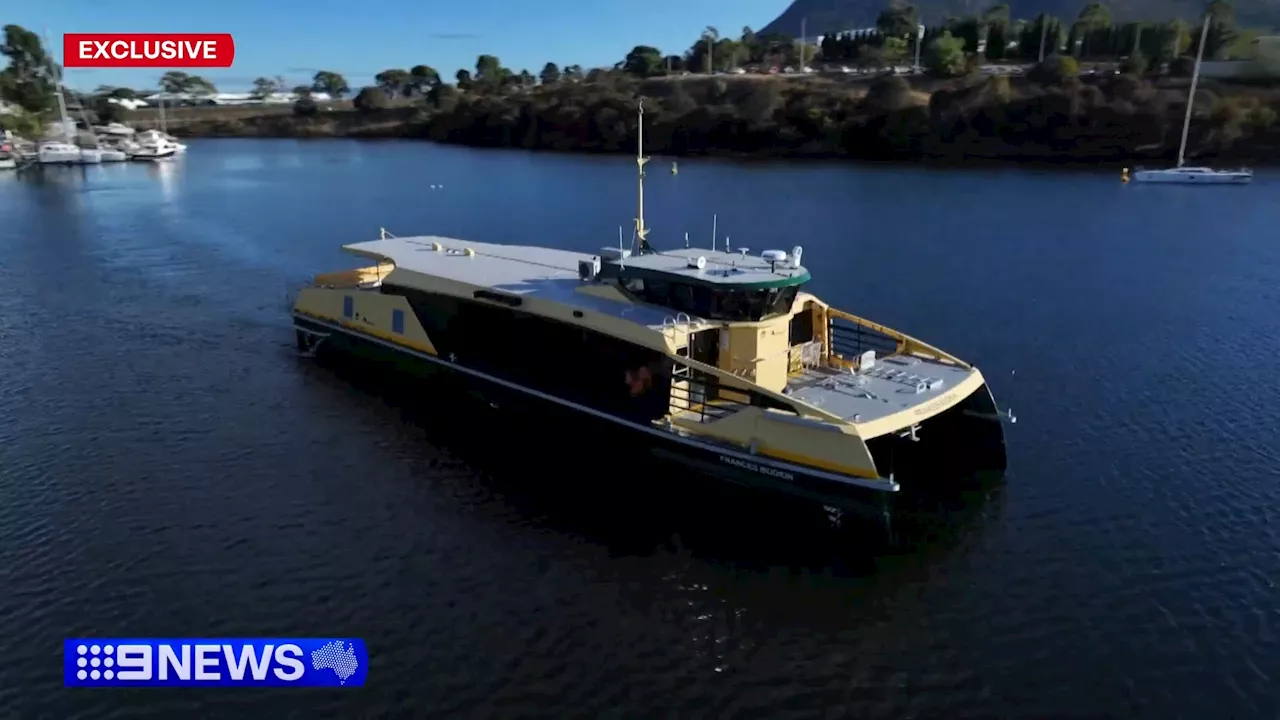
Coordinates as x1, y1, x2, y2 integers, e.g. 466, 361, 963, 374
826, 308, 969, 369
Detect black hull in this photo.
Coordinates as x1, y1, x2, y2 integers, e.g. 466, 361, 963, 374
294, 317, 905, 517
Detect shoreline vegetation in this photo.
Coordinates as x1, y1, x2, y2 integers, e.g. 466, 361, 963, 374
6, 2, 1280, 166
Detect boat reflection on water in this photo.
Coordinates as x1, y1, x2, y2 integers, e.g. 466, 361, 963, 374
301, 343, 1007, 552
300, 345, 1006, 672
146, 157, 178, 202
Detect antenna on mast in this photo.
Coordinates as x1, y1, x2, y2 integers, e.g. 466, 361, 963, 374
634, 99, 652, 254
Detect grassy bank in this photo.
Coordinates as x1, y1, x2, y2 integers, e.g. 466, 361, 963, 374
160, 70, 1280, 165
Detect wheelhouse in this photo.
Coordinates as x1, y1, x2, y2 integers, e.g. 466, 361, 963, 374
596, 246, 810, 323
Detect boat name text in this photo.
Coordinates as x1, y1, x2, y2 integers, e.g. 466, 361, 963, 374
718, 455, 794, 481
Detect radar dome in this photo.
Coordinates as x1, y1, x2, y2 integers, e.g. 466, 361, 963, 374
762, 249, 787, 262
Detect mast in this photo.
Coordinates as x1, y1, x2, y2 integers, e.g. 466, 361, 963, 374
1178, 14, 1212, 168
635, 99, 650, 253
43, 28, 71, 140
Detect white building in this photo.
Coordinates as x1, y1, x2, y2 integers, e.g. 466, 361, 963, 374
141, 91, 333, 106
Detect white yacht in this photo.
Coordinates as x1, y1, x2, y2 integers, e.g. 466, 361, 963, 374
1127, 14, 1253, 185
130, 130, 178, 161
37, 141, 82, 165
78, 147, 103, 164
1130, 166, 1252, 184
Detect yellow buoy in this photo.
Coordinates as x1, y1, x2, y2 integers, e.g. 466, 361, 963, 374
1121, 167, 1130, 183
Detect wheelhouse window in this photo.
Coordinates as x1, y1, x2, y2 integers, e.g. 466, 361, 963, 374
621, 277, 799, 322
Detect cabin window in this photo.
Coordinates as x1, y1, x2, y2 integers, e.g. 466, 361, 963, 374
378, 283, 672, 424
391, 309, 405, 334
343, 296, 354, 319
621, 277, 800, 322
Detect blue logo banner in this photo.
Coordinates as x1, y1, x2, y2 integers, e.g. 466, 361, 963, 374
64, 638, 368, 687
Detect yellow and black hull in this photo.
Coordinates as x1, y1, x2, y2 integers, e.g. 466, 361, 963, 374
293, 311, 1006, 515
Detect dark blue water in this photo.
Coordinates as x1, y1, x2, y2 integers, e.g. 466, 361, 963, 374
2, 140, 1278, 718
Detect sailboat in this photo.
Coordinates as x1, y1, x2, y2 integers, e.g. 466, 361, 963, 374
1129, 14, 1253, 184
155, 95, 188, 154
69, 91, 126, 162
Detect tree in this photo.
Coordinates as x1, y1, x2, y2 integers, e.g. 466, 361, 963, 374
374, 68, 412, 97
426, 82, 457, 109
250, 76, 278, 100
455, 69, 472, 89
1202, 0, 1238, 60
291, 85, 312, 98
409, 65, 440, 94
876, 3, 919, 39
293, 96, 318, 117
983, 3, 1011, 28
562, 65, 584, 81
474, 54, 503, 86
159, 71, 216, 96
623, 46, 663, 77
987, 24, 1007, 60
882, 36, 909, 63
1120, 50, 1148, 75
353, 86, 391, 112
91, 95, 127, 123
925, 31, 967, 76
0, 24, 57, 114
1029, 53, 1079, 83
311, 71, 349, 98
1074, 2, 1112, 57
539, 62, 561, 85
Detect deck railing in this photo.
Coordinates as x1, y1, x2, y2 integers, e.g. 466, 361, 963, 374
825, 308, 969, 370
668, 364, 801, 424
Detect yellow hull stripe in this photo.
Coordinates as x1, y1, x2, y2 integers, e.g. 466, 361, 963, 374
296, 310, 438, 356
756, 445, 881, 480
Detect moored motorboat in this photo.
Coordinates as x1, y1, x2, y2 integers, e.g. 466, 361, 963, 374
37, 141, 82, 164
290, 102, 1014, 522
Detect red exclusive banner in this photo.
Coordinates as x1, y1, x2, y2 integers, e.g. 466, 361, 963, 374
63, 34, 235, 68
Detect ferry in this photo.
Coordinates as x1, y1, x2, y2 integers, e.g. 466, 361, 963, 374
291, 103, 1013, 518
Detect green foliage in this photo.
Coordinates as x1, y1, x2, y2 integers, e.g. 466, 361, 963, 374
0, 24, 57, 114
293, 96, 319, 117
311, 71, 349, 98
375, 69, 412, 97
876, 3, 919, 37
91, 96, 127, 123
925, 31, 967, 77
250, 77, 279, 100
539, 62, 561, 85
1029, 54, 1079, 84
353, 86, 391, 112
623, 46, 663, 77
1121, 51, 1149, 75
0, 108, 43, 137
160, 71, 216, 96
409, 65, 441, 93
987, 24, 1007, 60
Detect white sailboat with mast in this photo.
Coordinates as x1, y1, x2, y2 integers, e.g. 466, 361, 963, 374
36, 28, 85, 165
1129, 13, 1252, 184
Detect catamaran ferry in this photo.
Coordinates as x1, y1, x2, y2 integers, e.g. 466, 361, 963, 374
291, 102, 1013, 518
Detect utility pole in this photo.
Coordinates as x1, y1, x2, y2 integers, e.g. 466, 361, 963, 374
1038, 15, 1050, 62
1132, 25, 1142, 58
706, 34, 713, 74
914, 23, 924, 71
